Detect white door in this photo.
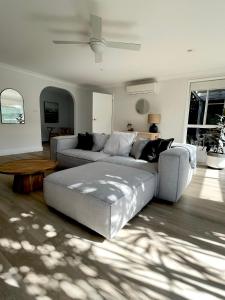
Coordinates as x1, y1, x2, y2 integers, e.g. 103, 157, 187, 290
92, 92, 113, 134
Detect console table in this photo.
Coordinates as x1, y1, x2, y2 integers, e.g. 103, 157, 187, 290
137, 132, 160, 140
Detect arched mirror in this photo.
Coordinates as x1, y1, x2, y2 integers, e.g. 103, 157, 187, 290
135, 98, 150, 114
0, 89, 25, 124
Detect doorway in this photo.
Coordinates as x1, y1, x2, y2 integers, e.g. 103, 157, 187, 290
40, 86, 75, 143
92, 92, 113, 134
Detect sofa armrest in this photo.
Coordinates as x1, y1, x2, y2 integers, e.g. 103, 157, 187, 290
50, 135, 78, 160
158, 147, 193, 202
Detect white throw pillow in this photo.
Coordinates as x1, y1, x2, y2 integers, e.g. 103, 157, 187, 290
92, 133, 109, 152
103, 132, 137, 156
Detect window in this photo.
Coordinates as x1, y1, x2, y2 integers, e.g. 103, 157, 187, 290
186, 128, 212, 147
186, 87, 225, 145
188, 91, 207, 125
0, 89, 25, 124
206, 90, 225, 125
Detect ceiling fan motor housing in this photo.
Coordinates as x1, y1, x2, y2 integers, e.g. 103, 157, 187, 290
90, 39, 106, 54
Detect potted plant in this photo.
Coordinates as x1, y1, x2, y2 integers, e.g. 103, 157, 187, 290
16, 113, 25, 124
204, 114, 225, 169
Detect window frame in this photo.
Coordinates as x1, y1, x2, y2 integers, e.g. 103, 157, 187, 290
183, 77, 225, 143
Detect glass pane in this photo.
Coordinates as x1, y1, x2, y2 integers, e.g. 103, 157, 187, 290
206, 89, 225, 125
188, 91, 207, 125
0, 89, 25, 124
186, 127, 213, 146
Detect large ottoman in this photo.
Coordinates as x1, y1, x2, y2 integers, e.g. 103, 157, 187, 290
44, 162, 156, 239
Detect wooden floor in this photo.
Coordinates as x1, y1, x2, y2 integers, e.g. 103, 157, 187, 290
0, 148, 225, 300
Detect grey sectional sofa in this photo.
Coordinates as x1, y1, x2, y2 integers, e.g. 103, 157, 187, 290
50, 134, 196, 202
44, 134, 196, 238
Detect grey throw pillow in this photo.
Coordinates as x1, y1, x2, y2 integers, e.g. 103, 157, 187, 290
130, 139, 149, 159
92, 133, 109, 152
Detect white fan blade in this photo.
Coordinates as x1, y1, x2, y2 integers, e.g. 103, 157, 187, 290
91, 14, 102, 40
106, 41, 141, 51
53, 40, 89, 44
95, 52, 102, 63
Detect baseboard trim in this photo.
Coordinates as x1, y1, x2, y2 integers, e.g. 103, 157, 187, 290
0, 146, 43, 156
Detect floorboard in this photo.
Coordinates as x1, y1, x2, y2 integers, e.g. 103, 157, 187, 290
0, 149, 224, 300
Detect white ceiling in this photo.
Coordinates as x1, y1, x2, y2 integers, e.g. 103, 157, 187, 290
0, 0, 225, 86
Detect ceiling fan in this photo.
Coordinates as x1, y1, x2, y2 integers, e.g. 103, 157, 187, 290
53, 14, 141, 63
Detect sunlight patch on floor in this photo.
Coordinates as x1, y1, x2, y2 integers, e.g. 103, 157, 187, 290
199, 182, 224, 202
190, 168, 224, 202
0, 226, 225, 299
203, 168, 221, 179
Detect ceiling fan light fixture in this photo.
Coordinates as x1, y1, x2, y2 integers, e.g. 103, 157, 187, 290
90, 40, 106, 54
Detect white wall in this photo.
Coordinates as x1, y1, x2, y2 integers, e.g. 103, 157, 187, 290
0, 64, 93, 155
113, 78, 188, 142
40, 88, 74, 142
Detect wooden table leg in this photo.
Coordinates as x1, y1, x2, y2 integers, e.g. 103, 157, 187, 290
32, 173, 44, 191
13, 173, 44, 194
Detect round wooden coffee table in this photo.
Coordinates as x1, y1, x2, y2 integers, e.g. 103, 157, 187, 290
0, 159, 58, 194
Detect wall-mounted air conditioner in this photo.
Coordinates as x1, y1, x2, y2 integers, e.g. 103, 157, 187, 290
126, 82, 157, 95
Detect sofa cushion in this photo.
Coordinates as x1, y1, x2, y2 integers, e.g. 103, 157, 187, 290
76, 133, 93, 150
103, 132, 137, 157
45, 161, 155, 205
101, 156, 158, 174
58, 149, 110, 162
92, 133, 109, 152
130, 139, 149, 159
